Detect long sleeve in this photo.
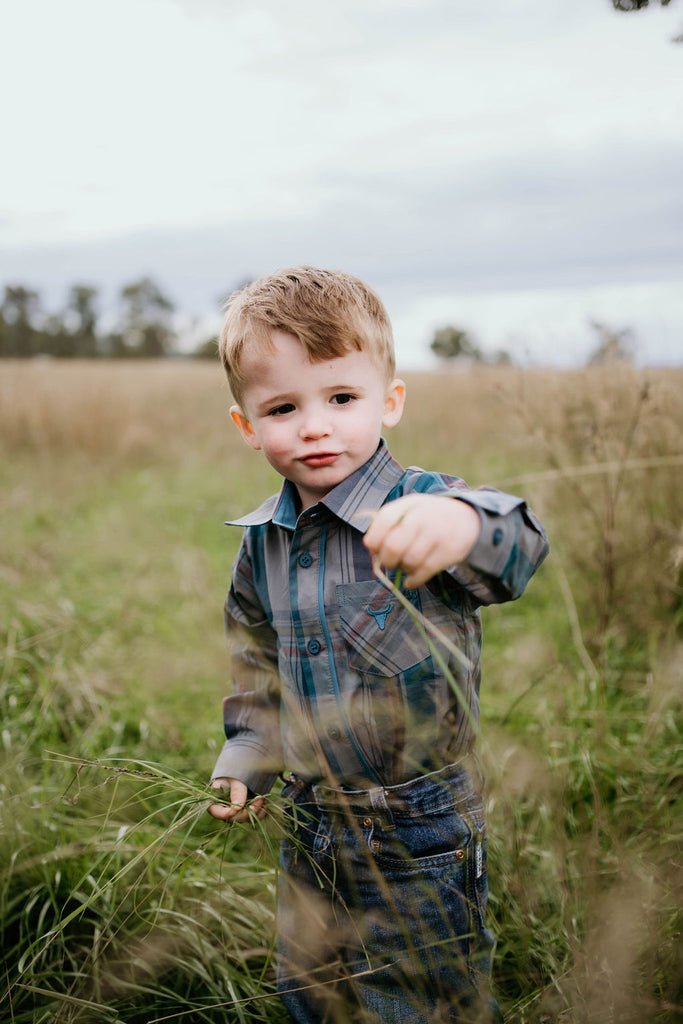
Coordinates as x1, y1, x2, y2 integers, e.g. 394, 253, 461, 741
211, 536, 284, 795
444, 486, 549, 605
393, 469, 548, 606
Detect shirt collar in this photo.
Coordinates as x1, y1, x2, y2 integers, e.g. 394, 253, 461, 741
225, 439, 405, 533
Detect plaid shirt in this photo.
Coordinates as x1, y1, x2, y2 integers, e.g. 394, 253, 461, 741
212, 441, 549, 793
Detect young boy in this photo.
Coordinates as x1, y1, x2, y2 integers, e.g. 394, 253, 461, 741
207, 267, 549, 1024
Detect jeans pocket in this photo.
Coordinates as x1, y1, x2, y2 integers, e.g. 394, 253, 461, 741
374, 802, 472, 866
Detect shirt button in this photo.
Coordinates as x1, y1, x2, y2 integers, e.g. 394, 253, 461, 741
492, 527, 504, 546
298, 551, 313, 568
328, 727, 341, 740
307, 638, 321, 655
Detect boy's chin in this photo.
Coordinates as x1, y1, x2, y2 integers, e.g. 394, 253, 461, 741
294, 471, 345, 506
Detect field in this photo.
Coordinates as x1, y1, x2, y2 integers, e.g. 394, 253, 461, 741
1, 359, 681, 1023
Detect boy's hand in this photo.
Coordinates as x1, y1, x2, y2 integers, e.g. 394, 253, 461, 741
207, 777, 267, 823
363, 494, 481, 589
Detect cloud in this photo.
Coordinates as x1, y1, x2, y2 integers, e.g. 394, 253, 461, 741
4, 131, 681, 313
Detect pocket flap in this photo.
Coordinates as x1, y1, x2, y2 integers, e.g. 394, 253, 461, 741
337, 581, 430, 676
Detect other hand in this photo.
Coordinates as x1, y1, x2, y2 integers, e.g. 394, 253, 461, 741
207, 777, 267, 823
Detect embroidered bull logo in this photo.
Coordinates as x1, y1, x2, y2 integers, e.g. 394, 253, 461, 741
366, 601, 393, 630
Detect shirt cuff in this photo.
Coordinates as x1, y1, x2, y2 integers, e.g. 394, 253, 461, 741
441, 487, 525, 578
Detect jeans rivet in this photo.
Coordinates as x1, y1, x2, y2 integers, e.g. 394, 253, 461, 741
455, 849, 465, 860
362, 817, 372, 827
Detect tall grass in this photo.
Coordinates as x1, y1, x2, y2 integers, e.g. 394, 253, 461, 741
1, 360, 681, 1022
1, 609, 287, 1023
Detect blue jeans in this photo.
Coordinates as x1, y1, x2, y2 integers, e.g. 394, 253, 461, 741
277, 760, 502, 1024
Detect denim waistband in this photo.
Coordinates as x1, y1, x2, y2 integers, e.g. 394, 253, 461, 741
285, 756, 483, 819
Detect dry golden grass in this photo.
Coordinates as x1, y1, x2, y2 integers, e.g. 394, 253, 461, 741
0, 359, 233, 465
3, 359, 678, 471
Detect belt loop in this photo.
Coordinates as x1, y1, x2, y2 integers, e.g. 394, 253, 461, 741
369, 787, 395, 829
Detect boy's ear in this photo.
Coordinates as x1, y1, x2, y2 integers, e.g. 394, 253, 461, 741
382, 379, 406, 428
230, 405, 261, 450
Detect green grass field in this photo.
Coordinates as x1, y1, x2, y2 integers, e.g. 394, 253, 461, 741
1, 360, 681, 1023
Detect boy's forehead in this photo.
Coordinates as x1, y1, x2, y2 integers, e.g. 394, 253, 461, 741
239, 332, 388, 391
238, 330, 303, 374
245, 328, 297, 358
242, 330, 372, 372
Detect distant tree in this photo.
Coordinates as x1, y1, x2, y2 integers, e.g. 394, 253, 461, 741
117, 277, 176, 358
68, 285, 99, 357
41, 314, 74, 358
430, 325, 483, 363
612, 0, 671, 9
587, 319, 635, 365
2, 285, 41, 357
105, 331, 128, 359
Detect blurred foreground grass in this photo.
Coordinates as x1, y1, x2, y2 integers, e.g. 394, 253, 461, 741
1, 360, 681, 1022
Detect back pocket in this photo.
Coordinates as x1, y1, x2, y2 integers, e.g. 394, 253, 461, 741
336, 580, 430, 676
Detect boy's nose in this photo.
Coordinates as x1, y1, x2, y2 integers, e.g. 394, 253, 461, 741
299, 412, 332, 440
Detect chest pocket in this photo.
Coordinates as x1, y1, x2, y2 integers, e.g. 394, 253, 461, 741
336, 580, 431, 676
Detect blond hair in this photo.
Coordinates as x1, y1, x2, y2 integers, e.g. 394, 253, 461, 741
219, 267, 395, 405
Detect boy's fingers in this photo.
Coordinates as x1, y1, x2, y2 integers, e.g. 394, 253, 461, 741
208, 799, 266, 824
364, 500, 419, 556
388, 544, 439, 589
207, 801, 238, 821
207, 777, 246, 819
206, 783, 267, 823
367, 513, 431, 575
231, 797, 267, 823
402, 557, 439, 589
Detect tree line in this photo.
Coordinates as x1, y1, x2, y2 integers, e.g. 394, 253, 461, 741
0, 278, 217, 360
429, 320, 636, 367
1, 276, 636, 368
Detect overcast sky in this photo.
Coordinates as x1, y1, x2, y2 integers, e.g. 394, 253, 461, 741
2, 0, 682, 367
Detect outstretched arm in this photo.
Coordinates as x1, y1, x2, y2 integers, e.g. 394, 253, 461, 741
364, 487, 548, 601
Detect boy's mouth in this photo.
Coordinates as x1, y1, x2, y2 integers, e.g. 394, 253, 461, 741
300, 452, 339, 468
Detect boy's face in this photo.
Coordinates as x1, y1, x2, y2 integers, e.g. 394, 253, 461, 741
231, 330, 405, 510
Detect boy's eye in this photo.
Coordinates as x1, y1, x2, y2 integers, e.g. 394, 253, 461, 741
331, 393, 356, 406
268, 403, 295, 416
